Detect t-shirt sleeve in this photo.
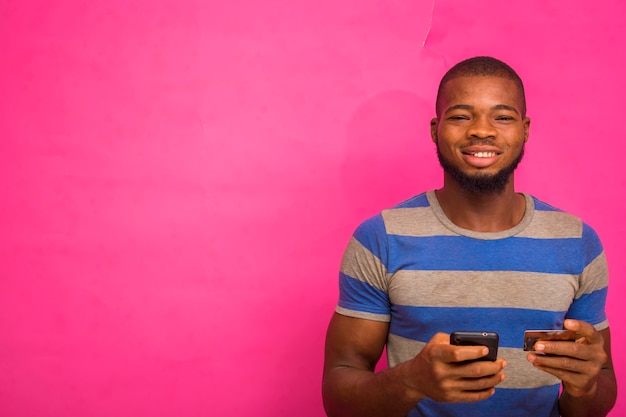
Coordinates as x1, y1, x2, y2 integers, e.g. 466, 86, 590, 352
336, 214, 391, 322
565, 223, 609, 330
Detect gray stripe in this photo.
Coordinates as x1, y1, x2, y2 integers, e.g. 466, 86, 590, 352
516, 210, 582, 239
340, 237, 388, 291
576, 252, 608, 298
497, 347, 560, 389
386, 334, 425, 367
594, 319, 609, 331
388, 270, 577, 311
383, 207, 455, 237
335, 306, 390, 323
425, 191, 536, 240
383, 193, 583, 240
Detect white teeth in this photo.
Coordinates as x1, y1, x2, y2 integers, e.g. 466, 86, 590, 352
474, 152, 496, 158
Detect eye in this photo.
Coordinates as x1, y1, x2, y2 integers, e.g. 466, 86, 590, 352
448, 115, 469, 121
495, 115, 515, 122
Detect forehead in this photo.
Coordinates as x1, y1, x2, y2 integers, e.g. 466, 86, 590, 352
439, 76, 524, 112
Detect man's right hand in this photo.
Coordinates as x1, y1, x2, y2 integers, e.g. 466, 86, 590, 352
402, 332, 507, 403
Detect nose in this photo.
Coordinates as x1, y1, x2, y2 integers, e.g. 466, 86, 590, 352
467, 116, 496, 139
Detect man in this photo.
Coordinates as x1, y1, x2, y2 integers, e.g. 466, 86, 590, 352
322, 56, 617, 417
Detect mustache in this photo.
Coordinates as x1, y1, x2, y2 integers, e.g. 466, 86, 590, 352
466, 138, 497, 147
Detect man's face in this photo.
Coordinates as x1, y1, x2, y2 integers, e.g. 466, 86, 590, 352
431, 76, 530, 194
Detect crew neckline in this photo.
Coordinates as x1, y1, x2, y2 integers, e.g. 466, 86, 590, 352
426, 190, 535, 240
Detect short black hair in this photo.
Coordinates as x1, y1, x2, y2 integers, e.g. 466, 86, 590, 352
435, 56, 526, 118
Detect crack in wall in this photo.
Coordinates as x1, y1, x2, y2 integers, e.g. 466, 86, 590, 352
422, 0, 436, 47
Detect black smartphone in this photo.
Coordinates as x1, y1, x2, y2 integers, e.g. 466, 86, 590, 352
450, 331, 499, 361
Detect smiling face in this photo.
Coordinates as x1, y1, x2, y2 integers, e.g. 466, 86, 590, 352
431, 75, 530, 194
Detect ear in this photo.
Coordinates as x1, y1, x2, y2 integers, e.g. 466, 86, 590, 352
523, 117, 531, 143
430, 118, 438, 143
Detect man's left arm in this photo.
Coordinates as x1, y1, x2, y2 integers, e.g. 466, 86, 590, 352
527, 320, 617, 417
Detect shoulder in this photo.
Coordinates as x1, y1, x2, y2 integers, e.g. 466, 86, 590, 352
526, 194, 603, 248
530, 195, 581, 233
354, 192, 431, 236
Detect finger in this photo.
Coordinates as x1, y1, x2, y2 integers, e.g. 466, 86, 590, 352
429, 332, 464, 363
458, 388, 496, 403
431, 332, 490, 363
445, 345, 491, 363
531, 361, 597, 398
455, 373, 505, 392
528, 358, 594, 388
534, 322, 604, 359
528, 351, 586, 373
432, 332, 453, 345
455, 360, 507, 383
529, 359, 586, 386
534, 339, 593, 360
564, 319, 602, 344
439, 386, 497, 404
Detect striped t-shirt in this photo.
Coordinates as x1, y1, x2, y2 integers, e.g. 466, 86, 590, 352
337, 191, 609, 417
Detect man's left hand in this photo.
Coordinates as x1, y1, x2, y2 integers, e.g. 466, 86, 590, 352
527, 319, 608, 398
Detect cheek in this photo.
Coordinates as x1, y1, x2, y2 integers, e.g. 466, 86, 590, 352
436, 132, 460, 152
436, 141, 459, 160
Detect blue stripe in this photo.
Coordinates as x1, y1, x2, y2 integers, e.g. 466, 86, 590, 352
395, 193, 429, 209
566, 287, 608, 324
338, 273, 390, 315
533, 198, 563, 213
410, 385, 559, 417
582, 223, 604, 262
387, 235, 583, 274
389, 305, 567, 348
351, 193, 430, 262
352, 215, 388, 266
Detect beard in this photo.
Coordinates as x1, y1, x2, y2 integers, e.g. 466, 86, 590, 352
436, 143, 525, 194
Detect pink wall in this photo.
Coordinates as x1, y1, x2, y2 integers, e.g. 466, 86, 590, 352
1, 1, 624, 415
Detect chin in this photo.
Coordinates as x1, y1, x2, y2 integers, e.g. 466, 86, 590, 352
437, 144, 525, 194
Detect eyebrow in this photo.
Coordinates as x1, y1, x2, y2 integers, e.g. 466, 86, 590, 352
445, 104, 520, 115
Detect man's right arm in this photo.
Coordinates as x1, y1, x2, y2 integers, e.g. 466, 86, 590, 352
322, 313, 421, 417
322, 313, 506, 417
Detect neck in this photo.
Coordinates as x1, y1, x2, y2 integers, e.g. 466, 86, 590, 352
435, 176, 526, 232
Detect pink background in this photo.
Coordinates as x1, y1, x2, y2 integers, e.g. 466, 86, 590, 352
1, 1, 624, 415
